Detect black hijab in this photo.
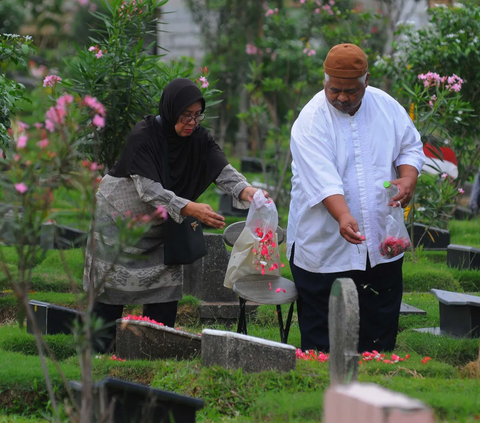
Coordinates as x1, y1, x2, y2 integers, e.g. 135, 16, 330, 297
109, 78, 229, 201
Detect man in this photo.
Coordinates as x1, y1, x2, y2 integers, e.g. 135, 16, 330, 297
287, 44, 425, 353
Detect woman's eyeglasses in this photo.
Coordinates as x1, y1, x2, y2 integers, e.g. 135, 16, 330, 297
180, 113, 205, 124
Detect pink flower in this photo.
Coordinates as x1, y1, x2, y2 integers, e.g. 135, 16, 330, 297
275, 288, 282, 293
57, 94, 74, 108
17, 135, 28, 149
43, 75, 62, 87
13, 154, 21, 162
458, 188, 465, 194
88, 46, 96, 52
155, 206, 168, 221
95, 50, 104, 59
37, 139, 49, 149
441, 173, 448, 178
34, 122, 43, 130
199, 76, 209, 89
83, 95, 106, 116
15, 183, 28, 194
45, 119, 55, 132
18, 121, 29, 131
93, 114, 105, 128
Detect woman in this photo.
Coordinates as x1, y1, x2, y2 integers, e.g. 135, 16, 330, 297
84, 78, 262, 352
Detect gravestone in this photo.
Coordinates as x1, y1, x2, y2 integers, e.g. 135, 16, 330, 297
215, 188, 249, 217
70, 377, 204, 423
116, 319, 202, 360
240, 157, 263, 173
454, 206, 473, 221
324, 382, 435, 423
408, 223, 450, 250
26, 300, 81, 335
415, 289, 480, 338
40, 222, 88, 250
400, 302, 426, 315
201, 329, 296, 373
183, 233, 258, 324
328, 278, 360, 386
432, 289, 480, 338
447, 244, 480, 270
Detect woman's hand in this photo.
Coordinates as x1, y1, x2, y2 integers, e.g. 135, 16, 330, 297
181, 202, 225, 229
239, 187, 269, 203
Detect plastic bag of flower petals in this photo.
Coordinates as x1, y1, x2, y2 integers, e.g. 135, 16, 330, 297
378, 210, 411, 259
224, 190, 281, 289
245, 190, 278, 241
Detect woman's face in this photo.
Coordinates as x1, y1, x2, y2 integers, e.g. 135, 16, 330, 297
175, 101, 203, 137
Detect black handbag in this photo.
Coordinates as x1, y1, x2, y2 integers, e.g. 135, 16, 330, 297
157, 116, 207, 265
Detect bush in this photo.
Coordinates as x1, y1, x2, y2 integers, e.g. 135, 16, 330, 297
403, 263, 461, 292
0, 326, 76, 361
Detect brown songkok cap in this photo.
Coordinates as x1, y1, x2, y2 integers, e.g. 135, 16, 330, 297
324, 43, 368, 79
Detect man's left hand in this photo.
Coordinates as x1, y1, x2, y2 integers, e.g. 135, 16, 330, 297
389, 176, 417, 208
239, 187, 269, 203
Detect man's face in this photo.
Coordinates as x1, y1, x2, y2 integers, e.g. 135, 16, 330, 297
324, 74, 369, 115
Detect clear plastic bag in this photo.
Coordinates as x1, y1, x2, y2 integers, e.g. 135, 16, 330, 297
224, 191, 281, 289
245, 190, 278, 241
378, 207, 411, 259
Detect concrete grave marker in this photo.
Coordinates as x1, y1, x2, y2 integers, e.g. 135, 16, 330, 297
202, 329, 296, 373
447, 244, 480, 270
116, 319, 201, 360
27, 300, 81, 335
324, 382, 435, 423
70, 377, 204, 423
328, 278, 360, 386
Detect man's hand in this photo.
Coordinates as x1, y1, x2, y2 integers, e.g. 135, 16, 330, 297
181, 202, 225, 229
389, 165, 419, 208
338, 213, 364, 245
323, 194, 365, 245
239, 187, 269, 202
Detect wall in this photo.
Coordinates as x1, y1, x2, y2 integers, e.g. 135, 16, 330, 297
156, 0, 205, 62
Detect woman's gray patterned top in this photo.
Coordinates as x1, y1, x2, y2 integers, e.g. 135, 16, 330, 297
83, 164, 251, 305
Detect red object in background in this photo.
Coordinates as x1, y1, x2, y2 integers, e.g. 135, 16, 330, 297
423, 143, 458, 178
423, 143, 457, 165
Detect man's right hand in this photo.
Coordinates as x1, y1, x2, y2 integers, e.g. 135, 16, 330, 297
337, 213, 364, 245
181, 202, 226, 229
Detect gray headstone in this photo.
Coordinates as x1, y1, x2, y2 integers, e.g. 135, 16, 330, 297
183, 233, 237, 303
409, 223, 450, 250
116, 320, 202, 360
400, 302, 427, 315
201, 329, 296, 373
447, 244, 480, 270
328, 278, 360, 386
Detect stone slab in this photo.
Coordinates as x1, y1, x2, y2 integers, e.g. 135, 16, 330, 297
201, 329, 296, 373
215, 188, 249, 217
408, 223, 450, 250
400, 303, 427, 315
116, 320, 201, 360
431, 289, 480, 306
328, 278, 359, 386
183, 233, 238, 303
454, 206, 473, 221
70, 377, 204, 423
199, 301, 259, 323
26, 300, 81, 335
324, 382, 435, 423
413, 327, 443, 336
430, 289, 480, 338
447, 244, 480, 270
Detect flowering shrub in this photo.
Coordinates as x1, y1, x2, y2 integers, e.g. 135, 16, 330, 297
0, 34, 35, 148
67, 0, 180, 169
411, 172, 466, 230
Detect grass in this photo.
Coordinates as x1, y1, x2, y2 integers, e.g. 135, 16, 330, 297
1, 187, 480, 421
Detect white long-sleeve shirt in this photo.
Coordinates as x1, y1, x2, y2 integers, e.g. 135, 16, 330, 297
287, 86, 426, 273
